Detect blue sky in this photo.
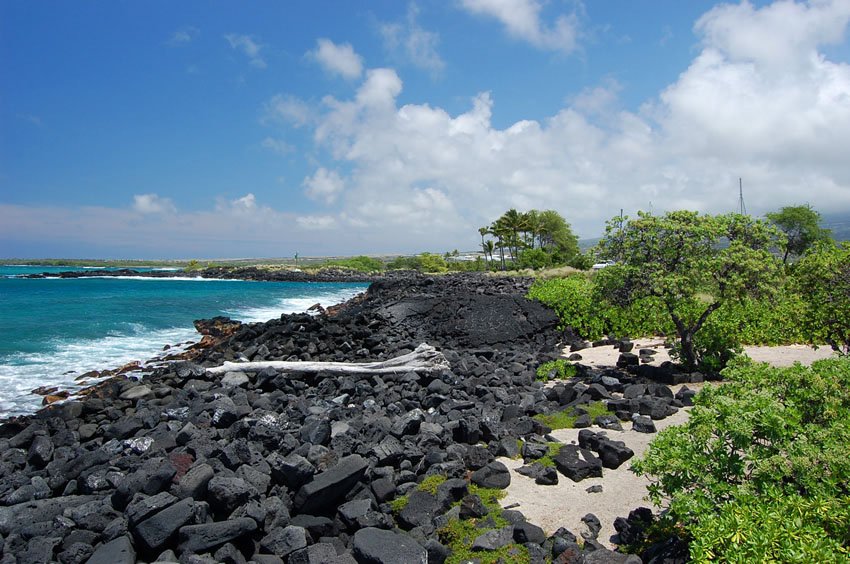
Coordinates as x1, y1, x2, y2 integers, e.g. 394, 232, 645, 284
2, 0, 850, 259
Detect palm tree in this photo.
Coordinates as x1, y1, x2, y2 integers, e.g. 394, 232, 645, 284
483, 240, 495, 268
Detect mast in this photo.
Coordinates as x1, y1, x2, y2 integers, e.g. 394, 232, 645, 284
738, 178, 747, 215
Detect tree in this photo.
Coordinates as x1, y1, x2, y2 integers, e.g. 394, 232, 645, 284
538, 209, 579, 262
766, 205, 831, 265
793, 242, 850, 355
595, 210, 781, 370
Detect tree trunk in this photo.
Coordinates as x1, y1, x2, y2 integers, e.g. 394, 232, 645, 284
207, 343, 448, 375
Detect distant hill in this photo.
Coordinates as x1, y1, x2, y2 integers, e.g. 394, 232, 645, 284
822, 212, 850, 242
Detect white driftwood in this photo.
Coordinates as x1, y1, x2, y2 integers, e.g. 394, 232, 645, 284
206, 343, 449, 375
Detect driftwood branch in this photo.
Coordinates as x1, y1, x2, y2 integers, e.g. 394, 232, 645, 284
206, 343, 449, 375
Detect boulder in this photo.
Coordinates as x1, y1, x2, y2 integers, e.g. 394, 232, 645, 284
352, 527, 427, 564
293, 455, 368, 515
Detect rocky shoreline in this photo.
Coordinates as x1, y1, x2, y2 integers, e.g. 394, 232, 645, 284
0, 274, 689, 563
22, 267, 386, 284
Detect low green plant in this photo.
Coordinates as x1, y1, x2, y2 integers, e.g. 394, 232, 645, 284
631, 357, 850, 562
527, 275, 606, 338
417, 474, 447, 495
535, 359, 577, 381
439, 485, 527, 564
533, 401, 608, 430
535, 442, 564, 468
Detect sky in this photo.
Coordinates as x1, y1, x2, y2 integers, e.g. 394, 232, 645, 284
2, 0, 850, 259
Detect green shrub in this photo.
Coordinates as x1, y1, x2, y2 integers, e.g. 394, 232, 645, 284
387, 253, 448, 273
631, 357, 850, 562
527, 276, 606, 339
535, 359, 577, 381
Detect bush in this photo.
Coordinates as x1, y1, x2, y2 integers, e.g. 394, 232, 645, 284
535, 359, 576, 381
387, 253, 448, 273
631, 357, 850, 562
527, 276, 607, 339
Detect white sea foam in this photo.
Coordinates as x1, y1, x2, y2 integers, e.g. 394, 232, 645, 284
226, 287, 366, 323
0, 326, 197, 418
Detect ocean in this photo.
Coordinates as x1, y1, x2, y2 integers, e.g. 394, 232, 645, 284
0, 265, 368, 417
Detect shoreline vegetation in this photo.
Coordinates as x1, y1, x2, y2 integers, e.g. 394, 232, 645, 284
1, 207, 848, 562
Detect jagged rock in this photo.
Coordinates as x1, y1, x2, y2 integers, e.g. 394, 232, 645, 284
352, 527, 427, 564
398, 490, 438, 530
259, 525, 308, 557
471, 525, 514, 551
177, 518, 257, 554
631, 415, 657, 433
553, 445, 603, 482
470, 460, 511, 489
293, 455, 368, 515
86, 535, 135, 564
134, 497, 195, 552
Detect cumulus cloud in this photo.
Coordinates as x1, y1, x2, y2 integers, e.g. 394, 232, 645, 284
133, 194, 176, 215
224, 34, 266, 68
380, 3, 445, 75
261, 0, 850, 250
459, 0, 580, 54
303, 168, 345, 204
309, 38, 363, 79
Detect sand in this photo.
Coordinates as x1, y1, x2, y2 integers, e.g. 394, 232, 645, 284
497, 339, 838, 547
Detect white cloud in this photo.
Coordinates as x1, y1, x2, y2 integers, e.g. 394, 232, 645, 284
263, 94, 313, 127
225, 34, 267, 69
7, 0, 850, 259
261, 137, 294, 155
380, 3, 445, 75
133, 194, 176, 215
168, 26, 199, 46
261, 0, 850, 251
309, 38, 363, 79
303, 168, 345, 204
296, 215, 337, 230
460, 0, 580, 53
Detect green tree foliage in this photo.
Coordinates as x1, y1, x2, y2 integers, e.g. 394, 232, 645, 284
595, 211, 782, 370
480, 209, 578, 269
387, 252, 448, 273
767, 204, 832, 265
632, 357, 850, 562
793, 242, 850, 354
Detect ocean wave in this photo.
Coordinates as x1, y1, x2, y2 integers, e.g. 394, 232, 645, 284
226, 286, 365, 323
0, 325, 197, 418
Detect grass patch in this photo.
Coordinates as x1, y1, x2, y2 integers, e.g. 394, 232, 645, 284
438, 484, 528, 564
533, 401, 608, 430
536, 442, 564, 468
418, 474, 447, 495
535, 359, 577, 381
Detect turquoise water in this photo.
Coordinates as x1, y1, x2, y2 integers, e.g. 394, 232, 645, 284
0, 266, 368, 417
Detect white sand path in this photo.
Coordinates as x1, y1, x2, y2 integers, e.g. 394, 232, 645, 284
497, 339, 838, 547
